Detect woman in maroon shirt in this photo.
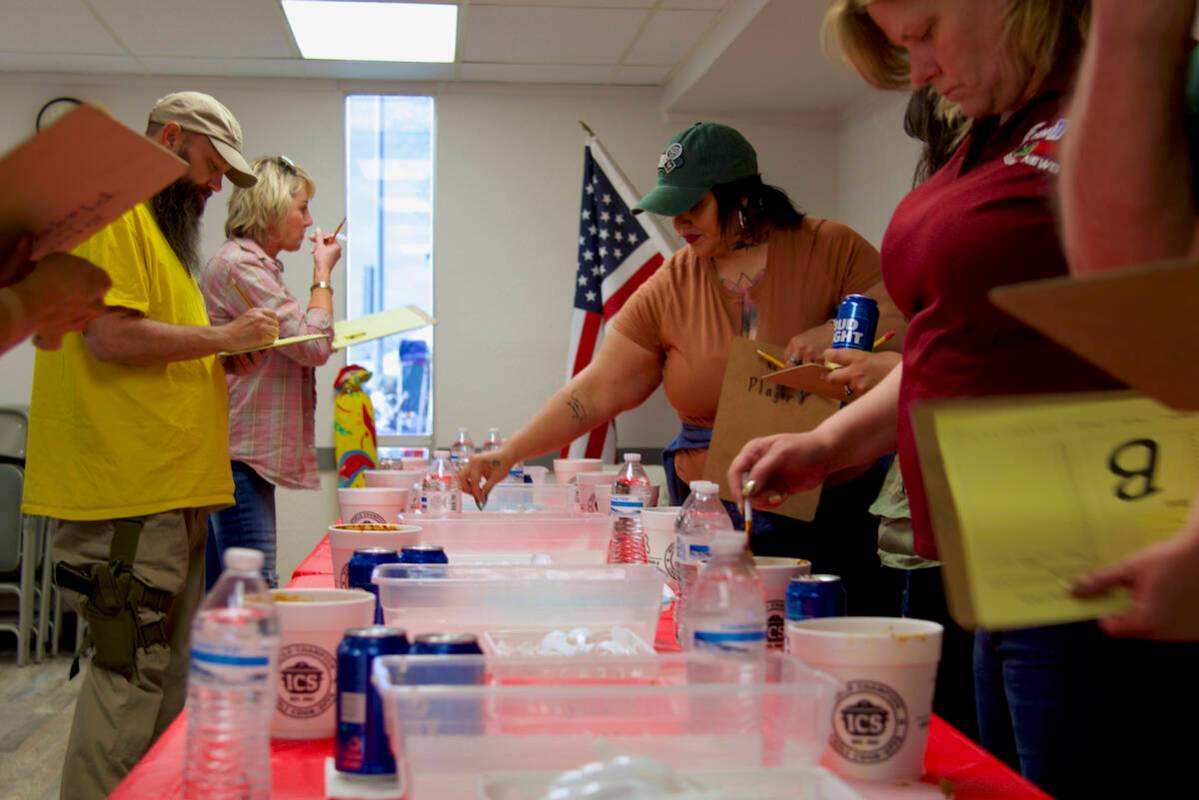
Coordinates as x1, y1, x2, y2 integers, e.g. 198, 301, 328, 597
730, 1, 1197, 796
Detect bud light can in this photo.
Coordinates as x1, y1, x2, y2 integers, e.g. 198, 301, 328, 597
336, 626, 409, 776
407, 633, 485, 734
399, 544, 449, 565
349, 547, 400, 624
786, 574, 847, 623
831, 294, 879, 351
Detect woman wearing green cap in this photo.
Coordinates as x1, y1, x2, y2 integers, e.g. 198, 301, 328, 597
462, 122, 904, 613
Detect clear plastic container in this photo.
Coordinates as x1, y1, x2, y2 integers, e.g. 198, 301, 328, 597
392, 514, 612, 564
371, 651, 844, 800
184, 548, 279, 800
373, 563, 665, 642
462, 483, 578, 514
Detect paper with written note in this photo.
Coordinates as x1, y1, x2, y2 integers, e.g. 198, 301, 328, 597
913, 392, 1199, 630
0, 104, 186, 261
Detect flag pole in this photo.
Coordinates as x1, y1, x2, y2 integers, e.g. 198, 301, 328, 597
578, 119, 596, 138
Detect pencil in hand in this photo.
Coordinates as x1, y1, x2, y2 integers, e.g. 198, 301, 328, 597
232, 280, 254, 310
324, 217, 346, 245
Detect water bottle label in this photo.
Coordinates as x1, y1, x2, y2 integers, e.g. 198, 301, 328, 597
693, 627, 767, 653
190, 647, 272, 686
675, 537, 710, 565
611, 497, 644, 517
191, 649, 270, 667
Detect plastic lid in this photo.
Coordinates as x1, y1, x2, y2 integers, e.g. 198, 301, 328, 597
224, 547, 264, 571
623, 453, 642, 462
709, 530, 748, 555
433, 449, 450, 458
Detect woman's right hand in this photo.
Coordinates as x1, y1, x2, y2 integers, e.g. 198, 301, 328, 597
221, 307, 279, 351
459, 446, 518, 507
728, 430, 838, 507
310, 228, 342, 280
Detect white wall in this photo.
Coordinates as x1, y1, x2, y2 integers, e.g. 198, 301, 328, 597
0, 71, 842, 581
836, 88, 921, 248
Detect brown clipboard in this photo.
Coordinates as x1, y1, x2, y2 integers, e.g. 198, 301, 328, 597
763, 362, 845, 400
990, 259, 1199, 410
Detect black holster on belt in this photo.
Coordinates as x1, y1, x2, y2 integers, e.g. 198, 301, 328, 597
53, 517, 173, 679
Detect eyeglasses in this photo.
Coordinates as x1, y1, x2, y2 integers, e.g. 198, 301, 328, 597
275, 155, 297, 174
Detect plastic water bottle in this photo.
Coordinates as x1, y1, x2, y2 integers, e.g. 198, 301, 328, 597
449, 427, 474, 465
675, 480, 735, 646
686, 531, 766, 653
607, 453, 653, 564
421, 449, 461, 515
480, 427, 503, 453
184, 548, 279, 800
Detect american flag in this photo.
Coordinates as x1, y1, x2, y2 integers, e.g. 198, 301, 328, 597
562, 135, 676, 460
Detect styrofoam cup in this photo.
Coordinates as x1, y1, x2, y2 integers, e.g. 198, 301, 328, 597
267, 588, 375, 739
362, 469, 423, 491
642, 506, 681, 590
337, 487, 409, 525
327, 523, 423, 588
753, 556, 811, 651
552, 457, 605, 487
594, 484, 613, 514
574, 471, 618, 513
787, 617, 943, 781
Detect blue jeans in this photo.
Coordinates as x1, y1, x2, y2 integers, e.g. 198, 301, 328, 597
205, 461, 278, 590
974, 624, 1199, 797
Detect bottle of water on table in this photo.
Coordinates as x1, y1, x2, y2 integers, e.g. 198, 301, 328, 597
675, 480, 734, 647
687, 531, 766, 653
184, 547, 279, 800
449, 427, 474, 465
607, 453, 653, 564
421, 449, 462, 515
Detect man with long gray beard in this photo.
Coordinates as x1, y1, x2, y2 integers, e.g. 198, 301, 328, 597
21, 91, 278, 800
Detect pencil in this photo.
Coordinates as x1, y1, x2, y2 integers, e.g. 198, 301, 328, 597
756, 349, 786, 370
232, 280, 253, 310
324, 217, 346, 245
872, 330, 896, 350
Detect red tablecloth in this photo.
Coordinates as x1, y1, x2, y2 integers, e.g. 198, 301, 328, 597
113, 535, 1049, 800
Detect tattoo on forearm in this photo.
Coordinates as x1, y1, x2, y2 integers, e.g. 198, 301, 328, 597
566, 390, 588, 423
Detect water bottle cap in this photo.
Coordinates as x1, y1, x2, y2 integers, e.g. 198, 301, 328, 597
488, 427, 499, 433
457, 427, 468, 433
623, 453, 642, 463
224, 547, 264, 571
694, 480, 719, 495
433, 449, 450, 458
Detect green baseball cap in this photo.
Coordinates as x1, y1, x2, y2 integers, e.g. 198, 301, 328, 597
632, 122, 759, 216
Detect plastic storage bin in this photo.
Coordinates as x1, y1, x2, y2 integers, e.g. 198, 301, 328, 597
372, 651, 848, 799
461, 483, 578, 514
391, 513, 612, 565
373, 563, 664, 642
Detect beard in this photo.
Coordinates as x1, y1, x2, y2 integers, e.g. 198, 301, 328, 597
149, 174, 209, 274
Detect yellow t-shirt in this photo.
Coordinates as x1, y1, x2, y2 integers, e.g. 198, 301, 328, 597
22, 203, 233, 520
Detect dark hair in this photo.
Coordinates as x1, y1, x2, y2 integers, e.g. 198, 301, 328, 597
903, 88, 962, 186
710, 175, 805, 249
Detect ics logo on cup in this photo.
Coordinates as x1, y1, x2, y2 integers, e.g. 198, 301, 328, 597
338, 562, 350, 589
349, 510, 387, 524
663, 540, 678, 582
831, 679, 909, 764
277, 643, 337, 720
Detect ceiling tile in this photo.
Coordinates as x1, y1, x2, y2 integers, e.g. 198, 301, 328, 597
625, 10, 716, 66
459, 62, 614, 84
137, 56, 453, 81
611, 65, 671, 85
0, 51, 140, 73
463, 6, 647, 65
0, 0, 125, 54
90, 0, 296, 58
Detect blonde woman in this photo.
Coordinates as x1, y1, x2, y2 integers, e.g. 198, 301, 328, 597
730, 2, 1198, 796
199, 156, 341, 588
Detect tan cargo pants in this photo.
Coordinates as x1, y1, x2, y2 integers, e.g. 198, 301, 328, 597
52, 508, 208, 800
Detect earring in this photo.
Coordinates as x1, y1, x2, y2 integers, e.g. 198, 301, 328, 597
738, 209, 747, 231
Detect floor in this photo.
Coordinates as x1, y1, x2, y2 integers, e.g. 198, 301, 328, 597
0, 641, 79, 800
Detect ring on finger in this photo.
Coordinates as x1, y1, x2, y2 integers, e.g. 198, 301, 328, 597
844, 385, 854, 397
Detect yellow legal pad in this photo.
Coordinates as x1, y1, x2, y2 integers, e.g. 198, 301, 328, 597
219, 305, 435, 357
912, 391, 1199, 631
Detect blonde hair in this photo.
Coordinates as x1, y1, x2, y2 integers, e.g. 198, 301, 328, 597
823, 0, 1088, 95
224, 156, 316, 242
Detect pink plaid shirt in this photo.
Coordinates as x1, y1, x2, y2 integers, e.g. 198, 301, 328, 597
200, 238, 333, 490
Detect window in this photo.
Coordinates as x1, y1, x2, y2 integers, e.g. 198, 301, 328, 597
345, 95, 435, 439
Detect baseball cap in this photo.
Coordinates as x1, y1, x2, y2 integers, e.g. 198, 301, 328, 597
148, 91, 256, 188
632, 123, 758, 216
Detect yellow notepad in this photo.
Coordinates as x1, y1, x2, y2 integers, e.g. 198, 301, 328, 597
912, 391, 1199, 630
217, 306, 435, 357
218, 333, 329, 357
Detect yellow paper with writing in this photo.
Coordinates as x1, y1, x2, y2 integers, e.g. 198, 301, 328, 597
913, 392, 1199, 630
332, 305, 434, 351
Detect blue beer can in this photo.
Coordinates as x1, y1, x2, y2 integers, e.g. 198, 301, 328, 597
831, 294, 879, 351
406, 633, 485, 734
348, 547, 400, 624
786, 574, 847, 622
336, 626, 409, 776
399, 544, 449, 565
